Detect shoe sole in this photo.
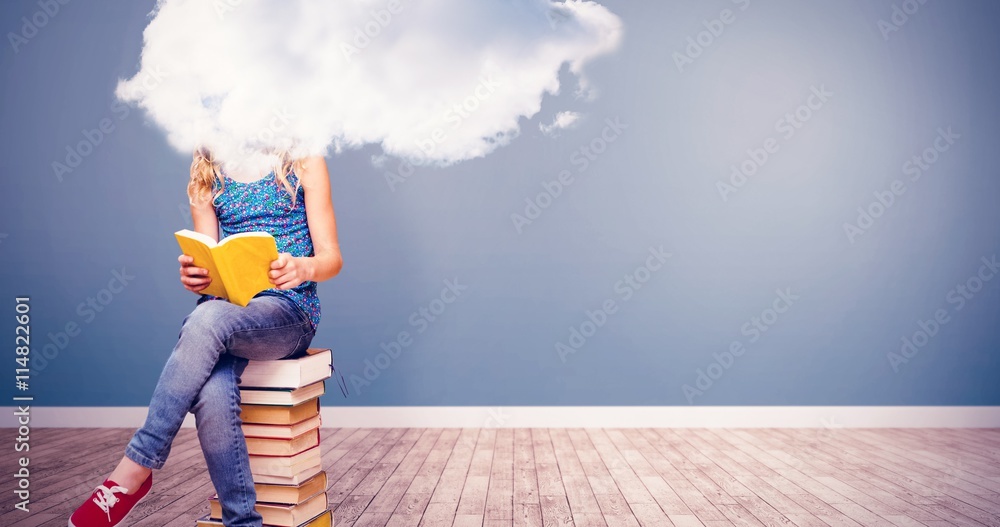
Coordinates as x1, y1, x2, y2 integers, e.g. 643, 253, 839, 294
68, 488, 151, 527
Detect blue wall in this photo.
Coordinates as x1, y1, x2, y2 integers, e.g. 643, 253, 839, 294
2, 0, 998, 407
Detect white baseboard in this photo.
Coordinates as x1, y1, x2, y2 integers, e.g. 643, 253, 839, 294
3, 406, 999, 428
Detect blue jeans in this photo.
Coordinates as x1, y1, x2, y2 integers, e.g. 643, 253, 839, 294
125, 292, 316, 527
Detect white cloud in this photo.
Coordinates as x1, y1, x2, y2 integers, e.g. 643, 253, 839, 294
117, 0, 623, 172
540, 111, 583, 136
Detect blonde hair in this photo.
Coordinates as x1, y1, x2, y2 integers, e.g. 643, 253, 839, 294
188, 148, 304, 208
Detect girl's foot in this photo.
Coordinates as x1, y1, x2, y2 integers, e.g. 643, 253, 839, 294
68, 472, 152, 527
107, 456, 152, 493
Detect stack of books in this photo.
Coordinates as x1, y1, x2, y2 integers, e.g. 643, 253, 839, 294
195, 348, 335, 527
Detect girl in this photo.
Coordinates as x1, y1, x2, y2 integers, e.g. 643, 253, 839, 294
69, 150, 343, 527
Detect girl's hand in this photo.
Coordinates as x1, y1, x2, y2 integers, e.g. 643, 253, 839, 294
178, 254, 211, 293
269, 253, 312, 290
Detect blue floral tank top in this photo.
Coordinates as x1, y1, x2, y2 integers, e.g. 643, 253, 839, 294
196, 169, 321, 330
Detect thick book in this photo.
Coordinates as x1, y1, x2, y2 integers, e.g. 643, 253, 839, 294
241, 398, 319, 425
196, 510, 331, 527
208, 471, 326, 507
247, 428, 320, 457
174, 229, 279, 307
256, 470, 327, 505
242, 414, 321, 439
253, 462, 323, 485
239, 348, 332, 389
207, 491, 328, 527
250, 445, 322, 478
240, 380, 326, 406
197, 510, 332, 527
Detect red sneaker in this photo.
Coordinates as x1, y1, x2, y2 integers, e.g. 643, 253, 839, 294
68, 473, 152, 527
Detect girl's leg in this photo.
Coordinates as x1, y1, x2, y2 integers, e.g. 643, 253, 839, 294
71, 293, 314, 527
190, 354, 263, 527
124, 294, 314, 472
190, 298, 315, 527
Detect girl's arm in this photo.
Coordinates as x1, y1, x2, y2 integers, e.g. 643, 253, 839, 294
179, 198, 219, 293
191, 197, 220, 241
270, 156, 343, 289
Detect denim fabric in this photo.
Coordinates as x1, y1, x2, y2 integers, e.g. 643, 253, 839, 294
125, 291, 316, 527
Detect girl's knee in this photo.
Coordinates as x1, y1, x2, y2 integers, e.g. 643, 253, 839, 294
179, 301, 236, 343
185, 299, 231, 325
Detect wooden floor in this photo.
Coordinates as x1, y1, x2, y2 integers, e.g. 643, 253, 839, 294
1, 428, 999, 526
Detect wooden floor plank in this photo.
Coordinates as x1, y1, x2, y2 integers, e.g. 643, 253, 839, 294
767, 427, 996, 524
486, 428, 516, 520
6, 427, 1000, 527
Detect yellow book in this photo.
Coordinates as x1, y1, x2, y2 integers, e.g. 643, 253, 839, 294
174, 229, 279, 307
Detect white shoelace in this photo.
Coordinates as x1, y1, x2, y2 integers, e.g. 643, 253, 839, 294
92, 484, 129, 522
